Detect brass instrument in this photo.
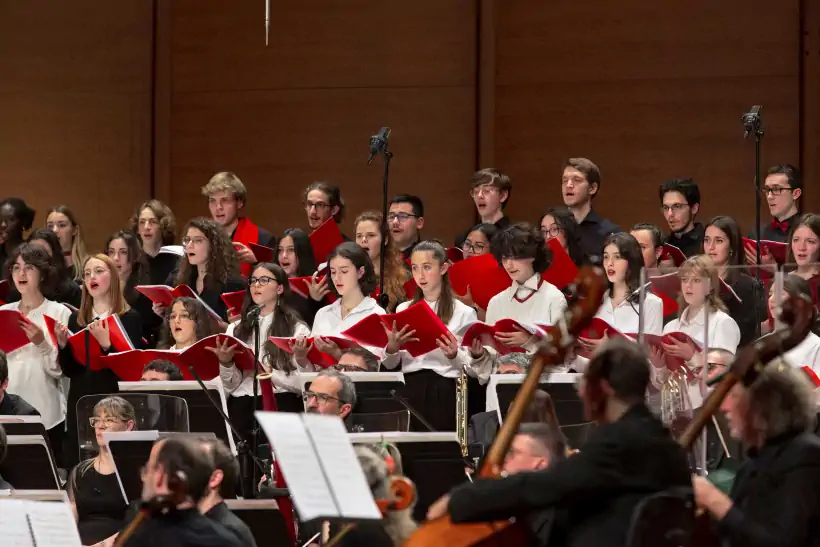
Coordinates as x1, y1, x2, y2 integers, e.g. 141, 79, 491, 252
456, 366, 469, 457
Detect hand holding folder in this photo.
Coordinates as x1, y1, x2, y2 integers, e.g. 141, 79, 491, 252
742, 237, 787, 264
576, 318, 629, 358
220, 290, 245, 318
269, 335, 359, 368
0, 309, 33, 354
135, 283, 222, 321
639, 332, 702, 374
341, 301, 451, 357
448, 254, 512, 310
43, 314, 135, 366
249, 242, 276, 263
542, 237, 580, 290
309, 218, 344, 265
458, 318, 547, 355
660, 243, 687, 267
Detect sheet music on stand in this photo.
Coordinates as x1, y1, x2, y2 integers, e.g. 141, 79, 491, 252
0, 492, 82, 546
255, 411, 381, 524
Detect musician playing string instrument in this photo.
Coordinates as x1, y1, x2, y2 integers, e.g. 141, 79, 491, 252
427, 340, 690, 547
692, 363, 820, 547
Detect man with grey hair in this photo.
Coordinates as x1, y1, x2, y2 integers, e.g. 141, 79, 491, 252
303, 368, 357, 421
693, 361, 820, 547
335, 347, 380, 372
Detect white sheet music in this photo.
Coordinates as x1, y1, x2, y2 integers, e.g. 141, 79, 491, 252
0, 499, 81, 547
303, 414, 381, 519
0, 499, 35, 547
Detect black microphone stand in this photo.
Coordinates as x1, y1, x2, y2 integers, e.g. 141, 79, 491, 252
250, 313, 262, 488
743, 106, 764, 277
368, 127, 393, 310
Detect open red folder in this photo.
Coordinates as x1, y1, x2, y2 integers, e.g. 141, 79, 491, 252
268, 335, 359, 368
43, 314, 135, 366
0, 309, 33, 354
448, 254, 512, 310
632, 332, 702, 374
446, 246, 464, 264
661, 244, 687, 267
97, 334, 257, 381
135, 284, 221, 321
341, 301, 450, 357
576, 318, 629, 359
248, 242, 276, 263
0, 280, 9, 305
220, 290, 245, 318
288, 275, 336, 304
457, 318, 547, 356
542, 238, 579, 290
742, 237, 788, 264
309, 219, 344, 265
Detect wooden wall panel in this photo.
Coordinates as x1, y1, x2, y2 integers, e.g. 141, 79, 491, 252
0, 1, 154, 251
494, 0, 801, 233
167, 1, 478, 242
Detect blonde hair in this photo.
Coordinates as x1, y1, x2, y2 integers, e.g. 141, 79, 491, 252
354, 211, 410, 311
355, 444, 416, 544
201, 171, 247, 203
78, 254, 131, 327
678, 255, 727, 315
47, 205, 87, 282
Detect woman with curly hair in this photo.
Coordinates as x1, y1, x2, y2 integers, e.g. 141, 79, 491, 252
354, 211, 410, 312
162, 218, 244, 325
157, 297, 219, 350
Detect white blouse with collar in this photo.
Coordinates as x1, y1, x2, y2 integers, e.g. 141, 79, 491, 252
1, 299, 72, 429
485, 274, 567, 326
311, 296, 387, 362
663, 305, 741, 354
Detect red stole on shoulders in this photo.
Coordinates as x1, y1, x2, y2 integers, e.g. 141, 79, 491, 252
233, 217, 260, 277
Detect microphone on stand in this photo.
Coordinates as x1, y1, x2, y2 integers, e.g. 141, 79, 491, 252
367, 127, 391, 165
742, 105, 762, 139
247, 305, 262, 322
367, 126, 394, 310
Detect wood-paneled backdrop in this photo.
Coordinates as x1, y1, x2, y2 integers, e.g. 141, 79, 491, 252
1, 1, 817, 250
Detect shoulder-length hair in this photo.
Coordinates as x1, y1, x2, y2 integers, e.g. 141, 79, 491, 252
786, 213, 820, 265
540, 206, 584, 265
326, 242, 378, 297
409, 240, 455, 324
106, 230, 148, 306
278, 228, 316, 277
354, 211, 409, 311
4, 243, 57, 296
47, 205, 87, 282
602, 232, 644, 303
78, 254, 130, 327
233, 263, 307, 374
678, 255, 727, 314
28, 228, 75, 299
130, 199, 177, 246
174, 218, 239, 289
303, 182, 345, 223
743, 361, 816, 442
157, 296, 218, 349
705, 215, 744, 280
491, 222, 552, 273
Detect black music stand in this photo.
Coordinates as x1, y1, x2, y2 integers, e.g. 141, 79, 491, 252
0, 434, 60, 490
225, 499, 292, 547
349, 431, 466, 522
302, 371, 407, 414
118, 380, 236, 454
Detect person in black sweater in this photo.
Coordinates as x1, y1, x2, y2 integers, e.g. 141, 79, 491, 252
0, 350, 40, 416
198, 438, 257, 547
131, 199, 180, 286
123, 436, 241, 547
427, 340, 691, 547
54, 254, 144, 468
276, 227, 322, 327
163, 218, 245, 328
659, 178, 705, 259
694, 362, 820, 547
68, 396, 136, 546
107, 230, 160, 346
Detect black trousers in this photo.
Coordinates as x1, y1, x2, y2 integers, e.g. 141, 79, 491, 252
402, 369, 458, 432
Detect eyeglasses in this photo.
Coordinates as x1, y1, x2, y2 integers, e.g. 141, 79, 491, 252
83, 267, 108, 279
540, 225, 562, 238
304, 201, 331, 211
469, 185, 499, 198
11, 264, 36, 275
387, 213, 418, 223
332, 363, 366, 372
661, 204, 689, 214
182, 236, 207, 246
249, 276, 275, 286
303, 391, 342, 404
760, 186, 793, 197
89, 416, 124, 428
462, 240, 487, 253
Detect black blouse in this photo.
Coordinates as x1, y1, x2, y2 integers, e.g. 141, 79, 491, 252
167, 271, 246, 322
70, 463, 128, 545
723, 272, 766, 347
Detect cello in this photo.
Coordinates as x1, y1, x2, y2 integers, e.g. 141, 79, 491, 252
404, 266, 607, 547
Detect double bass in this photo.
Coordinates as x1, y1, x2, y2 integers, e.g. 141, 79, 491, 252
405, 266, 607, 547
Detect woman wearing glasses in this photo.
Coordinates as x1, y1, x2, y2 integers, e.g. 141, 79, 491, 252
354, 211, 410, 312
454, 223, 498, 322
68, 396, 135, 547
158, 218, 244, 327
214, 263, 311, 427
46, 205, 88, 282
53, 254, 144, 468
538, 206, 585, 266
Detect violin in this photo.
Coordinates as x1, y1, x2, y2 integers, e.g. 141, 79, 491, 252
404, 266, 607, 547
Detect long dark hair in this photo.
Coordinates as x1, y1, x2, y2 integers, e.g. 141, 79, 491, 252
174, 218, 239, 289
409, 241, 455, 324
540, 206, 584, 265
602, 232, 643, 305
233, 263, 307, 374
130, 199, 177, 246
277, 228, 316, 277
705, 215, 744, 282
157, 297, 218, 349
27, 229, 76, 302
326, 242, 378, 297
106, 230, 148, 305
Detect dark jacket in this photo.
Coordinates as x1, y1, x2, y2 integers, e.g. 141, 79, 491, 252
204, 501, 257, 547
0, 392, 40, 416
448, 404, 691, 547
715, 431, 820, 547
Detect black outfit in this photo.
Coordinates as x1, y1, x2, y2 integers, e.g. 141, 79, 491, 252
401, 238, 420, 262
122, 507, 242, 547
448, 404, 691, 547
0, 392, 40, 416
167, 271, 246, 323
231, 225, 276, 249
204, 501, 258, 547
58, 309, 144, 468
454, 215, 511, 249
146, 252, 180, 286
714, 430, 820, 547
70, 464, 128, 545
467, 410, 499, 448
722, 272, 766, 347
750, 212, 800, 244
284, 291, 320, 328
576, 210, 621, 265
403, 369, 457, 432
664, 222, 705, 258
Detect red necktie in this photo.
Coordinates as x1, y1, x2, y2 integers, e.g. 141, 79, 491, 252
770, 219, 789, 232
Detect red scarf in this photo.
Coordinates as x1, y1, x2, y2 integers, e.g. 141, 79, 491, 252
233, 217, 260, 277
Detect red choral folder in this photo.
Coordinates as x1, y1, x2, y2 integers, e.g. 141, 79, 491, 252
268, 335, 359, 368
742, 237, 788, 264
448, 254, 512, 310
576, 318, 629, 359
43, 314, 135, 367
341, 301, 450, 357
248, 242, 276, 263
97, 334, 257, 381
542, 238, 579, 290
660, 244, 687, 267
446, 246, 464, 264
288, 275, 337, 304
220, 290, 245, 318
458, 318, 547, 356
632, 332, 703, 374
309, 219, 344, 265
135, 284, 222, 321
0, 309, 33, 354
0, 280, 9, 305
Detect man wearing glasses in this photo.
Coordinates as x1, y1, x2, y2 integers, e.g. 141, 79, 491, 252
744, 164, 803, 266
334, 347, 379, 372
659, 178, 704, 259
387, 195, 425, 261
303, 369, 357, 425
455, 168, 513, 249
